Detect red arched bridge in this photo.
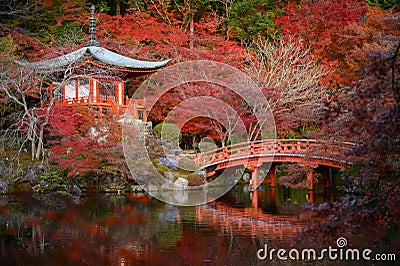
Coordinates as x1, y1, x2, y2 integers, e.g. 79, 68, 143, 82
194, 139, 357, 190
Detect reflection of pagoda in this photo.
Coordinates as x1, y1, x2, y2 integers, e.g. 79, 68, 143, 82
20, 5, 170, 121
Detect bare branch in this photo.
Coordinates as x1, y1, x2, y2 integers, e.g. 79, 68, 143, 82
245, 37, 329, 125
0, 0, 43, 17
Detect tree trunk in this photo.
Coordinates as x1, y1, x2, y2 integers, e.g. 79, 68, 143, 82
116, 0, 121, 16
31, 133, 36, 161
35, 127, 44, 160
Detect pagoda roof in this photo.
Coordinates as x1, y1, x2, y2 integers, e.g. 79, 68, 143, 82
18, 46, 171, 73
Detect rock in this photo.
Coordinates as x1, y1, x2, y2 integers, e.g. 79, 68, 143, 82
242, 172, 250, 181
24, 164, 46, 185
165, 171, 174, 182
0, 160, 6, 176
174, 177, 188, 188
71, 184, 82, 197
158, 157, 179, 171
12, 180, 33, 192
0, 178, 8, 194
195, 171, 207, 183
187, 173, 204, 186
178, 157, 197, 171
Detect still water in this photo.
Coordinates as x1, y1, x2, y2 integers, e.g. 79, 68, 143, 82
0, 185, 329, 265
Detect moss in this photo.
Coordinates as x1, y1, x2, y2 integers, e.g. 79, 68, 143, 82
10, 181, 33, 193
178, 157, 197, 171
187, 173, 204, 186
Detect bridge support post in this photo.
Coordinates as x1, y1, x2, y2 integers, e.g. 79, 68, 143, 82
251, 189, 258, 209
269, 164, 276, 187
251, 166, 259, 191
307, 169, 314, 190
307, 190, 315, 205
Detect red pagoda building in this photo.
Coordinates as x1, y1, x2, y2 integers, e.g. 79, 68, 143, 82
20, 5, 170, 121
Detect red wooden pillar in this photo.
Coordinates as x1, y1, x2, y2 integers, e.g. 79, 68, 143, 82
115, 81, 124, 105
89, 79, 94, 103
93, 79, 98, 103
251, 166, 258, 191
307, 190, 315, 204
251, 189, 258, 209
120, 82, 124, 105
196, 207, 203, 223
142, 110, 147, 122
269, 164, 276, 187
307, 168, 314, 190
115, 82, 119, 105
49, 84, 53, 102
75, 79, 79, 102
133, 102, 138, 118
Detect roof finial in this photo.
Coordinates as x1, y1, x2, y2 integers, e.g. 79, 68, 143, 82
85, 4, 100, 47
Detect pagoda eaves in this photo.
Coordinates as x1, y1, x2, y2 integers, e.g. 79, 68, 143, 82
18, 46, 170, 76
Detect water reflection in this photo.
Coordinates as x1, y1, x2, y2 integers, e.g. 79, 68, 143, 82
0, 186, 320, 265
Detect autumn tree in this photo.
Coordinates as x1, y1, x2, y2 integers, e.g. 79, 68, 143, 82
245, 37, 328, 135
302, 10, 400, 249
277, 0, 368, 88
48, 106, 130, 181
0, 34, 55, 161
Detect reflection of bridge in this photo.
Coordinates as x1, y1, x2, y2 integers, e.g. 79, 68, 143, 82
196, 197, 313, 241
195, 139, 356, 191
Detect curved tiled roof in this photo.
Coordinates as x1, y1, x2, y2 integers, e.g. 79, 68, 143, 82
17, 46, 170, 72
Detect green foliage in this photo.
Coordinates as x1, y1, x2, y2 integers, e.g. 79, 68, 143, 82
153, 123, 182, 145
90, 0, 129, 15
228, 0, 282, 42
366, 0, 400, 10
198, 137, 217, 152
299, 125, 319, 135
38, 171, 69, 193
0, 35, 17, 60
284, 131, 302, 139
97, 1, 111, 13
283, 125, 319, 140
55, 21, 85, 46
155, 163, 169, 176
342, 162, 363, 178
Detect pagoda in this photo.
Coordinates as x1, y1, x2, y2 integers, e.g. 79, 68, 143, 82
19, 5, 170, 121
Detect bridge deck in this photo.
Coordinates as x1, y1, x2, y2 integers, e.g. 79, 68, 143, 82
195, 139, 356, 172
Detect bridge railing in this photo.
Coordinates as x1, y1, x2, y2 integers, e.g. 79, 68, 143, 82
195, 139, 357, 168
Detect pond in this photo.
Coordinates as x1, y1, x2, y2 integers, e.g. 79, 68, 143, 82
0, 183, 337, 265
